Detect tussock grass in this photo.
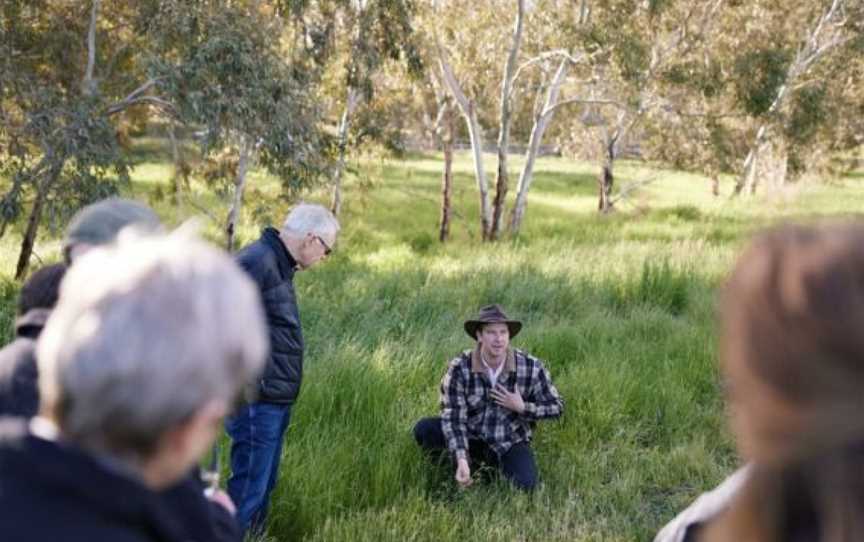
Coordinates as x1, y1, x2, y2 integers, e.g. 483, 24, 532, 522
1, 147, 863, 540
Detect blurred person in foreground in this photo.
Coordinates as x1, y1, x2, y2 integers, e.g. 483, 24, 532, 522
0, 232, 267, 542
43, 197, 243, 539
0, 198, 161, 417
62, 197, 162, 263
226, 202, 339, 535
413, 304, 564, 491
0, 263, 66, 417
658, 223, 864, 542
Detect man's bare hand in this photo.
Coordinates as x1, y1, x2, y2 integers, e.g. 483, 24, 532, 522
455, 457, 472, 487
491, 384, 525, 414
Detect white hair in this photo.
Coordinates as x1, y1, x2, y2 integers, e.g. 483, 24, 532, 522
37, 231, 267, 458
281, 203, 340, 241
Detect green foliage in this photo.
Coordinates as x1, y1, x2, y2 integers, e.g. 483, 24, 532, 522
662, 59, 725, 99
733, 48, 792, 117
0, 277, 17, 346
149, 3, 335, 192
785, 85, 829, 145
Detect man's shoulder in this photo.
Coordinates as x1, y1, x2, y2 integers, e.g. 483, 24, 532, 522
236, 236, 270, 266
236, 238, 279, 283
446, 350, 472, 370
514, 349, 546, 369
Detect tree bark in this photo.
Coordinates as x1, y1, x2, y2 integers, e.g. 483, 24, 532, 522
168, 121, 184, 206
438, 46, 492, 240
490, 0, 525, 241
15, 164, 59, 280
225, 140, 252, 252
598, 141, 615, 214
82, 0, 100, 96
509, 59, 569, 235
331, 87, 360, 217
439, 103, 454, 243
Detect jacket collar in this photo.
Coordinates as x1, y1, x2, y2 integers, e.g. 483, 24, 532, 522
262, 227, 298, 279
15, 308, 50, 339
470, 345, 515, 374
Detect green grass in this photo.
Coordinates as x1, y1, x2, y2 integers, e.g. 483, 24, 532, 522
3, 145, 864, 540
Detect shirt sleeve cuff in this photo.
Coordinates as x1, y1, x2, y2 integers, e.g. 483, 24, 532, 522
522, 402, 537, 419
454, 449, 468, 461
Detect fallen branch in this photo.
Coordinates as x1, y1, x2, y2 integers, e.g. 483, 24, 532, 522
610, 176, 658, 205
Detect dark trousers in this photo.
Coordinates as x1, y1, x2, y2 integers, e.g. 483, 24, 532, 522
412, 416, 538, 491
225, 401, 292, 536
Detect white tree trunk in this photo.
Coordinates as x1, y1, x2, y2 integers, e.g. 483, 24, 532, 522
331, 87, 361, 216
226, 139, 252, 252
82, 0, 100, 96
438, 49, 492, 239
491, 0, 525, 240
509, 59, 569, 235
734, 0, 847, 196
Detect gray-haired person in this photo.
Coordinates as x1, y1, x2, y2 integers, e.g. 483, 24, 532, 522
60, 198, 243, 539
63, 197, 163, 263
226, 203, 340, 535
0, 232, 267, 542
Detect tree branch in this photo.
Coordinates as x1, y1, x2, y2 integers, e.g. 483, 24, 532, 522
105, 95, 177, 117
510, 50, 587, 98
542, 97, 627, 117
436, 42, 471, 113
82, 0, 100, 96
610, 176, 658, 205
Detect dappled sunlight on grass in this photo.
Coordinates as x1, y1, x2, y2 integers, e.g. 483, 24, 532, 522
2, 142, 864, 540
362, 243, 416, 271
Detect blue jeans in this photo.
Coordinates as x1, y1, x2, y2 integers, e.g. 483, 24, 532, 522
225, 401, 292, 535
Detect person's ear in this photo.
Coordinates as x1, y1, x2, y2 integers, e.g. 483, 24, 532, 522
153, 400, 227, 484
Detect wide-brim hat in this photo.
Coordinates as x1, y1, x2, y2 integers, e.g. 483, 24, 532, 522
464, 304, 522, 340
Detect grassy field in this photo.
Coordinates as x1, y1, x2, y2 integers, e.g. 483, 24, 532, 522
2, 147, 864, 541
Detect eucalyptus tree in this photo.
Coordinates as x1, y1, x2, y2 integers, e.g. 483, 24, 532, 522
730, 0, 863, 195
311, 0, 422, 216
0, 0, 169, 278
147, 1, 335, 250
639, 0, 864, 196
560, 0, 726, 213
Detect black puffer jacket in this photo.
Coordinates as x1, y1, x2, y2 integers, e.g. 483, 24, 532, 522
237, 227, 304, 403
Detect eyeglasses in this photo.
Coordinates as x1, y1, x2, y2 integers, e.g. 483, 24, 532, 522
314, 234, 332, 256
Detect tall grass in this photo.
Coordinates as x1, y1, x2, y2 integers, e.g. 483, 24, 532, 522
1, 147, 863, 540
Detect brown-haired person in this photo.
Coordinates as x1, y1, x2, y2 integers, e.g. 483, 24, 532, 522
0, 263, 66, 417
667, 223, 864, 542
413, 304, 563, 491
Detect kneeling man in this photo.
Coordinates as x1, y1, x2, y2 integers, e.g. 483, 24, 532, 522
413, 304, 564, 491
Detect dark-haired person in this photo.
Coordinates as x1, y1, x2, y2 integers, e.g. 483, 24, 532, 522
0, 263, 66, 417
658, 223, 864, 542
412, 304, 564, 491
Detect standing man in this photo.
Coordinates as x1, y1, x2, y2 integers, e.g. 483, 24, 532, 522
413, 304, 564, 491
227, 203, 340, 535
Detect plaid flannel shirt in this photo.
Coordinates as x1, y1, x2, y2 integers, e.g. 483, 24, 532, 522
439, 346, 563, 460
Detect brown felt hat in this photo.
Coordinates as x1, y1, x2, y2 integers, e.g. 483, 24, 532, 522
463, 304, 522, 340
